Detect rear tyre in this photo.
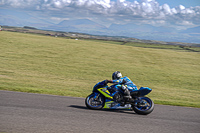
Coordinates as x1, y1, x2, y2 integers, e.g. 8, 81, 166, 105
132, 97, 154, 115
85, 93, 105, 110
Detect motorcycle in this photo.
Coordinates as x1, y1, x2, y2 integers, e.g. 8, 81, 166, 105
85, 80, 154, 115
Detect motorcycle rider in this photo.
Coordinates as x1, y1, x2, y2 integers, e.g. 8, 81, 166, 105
105, 71, 137, 99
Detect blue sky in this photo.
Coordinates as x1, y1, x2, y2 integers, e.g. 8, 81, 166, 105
0, 0, 200, 29
123, 0, 200, 8
157, 0, 199, 7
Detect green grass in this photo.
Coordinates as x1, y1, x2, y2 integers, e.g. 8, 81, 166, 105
125, 42, 200, 52
0, 31, 200, 108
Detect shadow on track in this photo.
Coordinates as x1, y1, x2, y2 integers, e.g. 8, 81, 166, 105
69, 105, 136, 115
69, 105, 88, 110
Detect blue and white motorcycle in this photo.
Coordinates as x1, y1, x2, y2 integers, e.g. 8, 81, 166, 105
85, 80, 154, 115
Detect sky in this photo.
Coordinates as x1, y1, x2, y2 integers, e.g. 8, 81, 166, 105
123, 0, 200, 8
0, 0, 200, 29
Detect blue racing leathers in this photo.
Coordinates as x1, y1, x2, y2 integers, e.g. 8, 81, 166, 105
112, 76, 137, 91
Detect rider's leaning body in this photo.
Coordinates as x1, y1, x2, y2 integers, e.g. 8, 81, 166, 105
108, 76, 137, 90
106, 71, 138, 99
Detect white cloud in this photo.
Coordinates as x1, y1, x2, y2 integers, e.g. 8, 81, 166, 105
177, 21, 195, 26
179, 5, 186, 10
0, 0, 199, 27
162, 4, 172, 14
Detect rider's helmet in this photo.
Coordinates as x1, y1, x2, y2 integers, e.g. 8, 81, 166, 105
112, 71, 122, 80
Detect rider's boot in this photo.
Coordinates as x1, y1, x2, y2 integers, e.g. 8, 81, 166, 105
120, 101, 126, 106
123, 88, 135, 103
121, 85, 132, 99
123, 88, 132, 99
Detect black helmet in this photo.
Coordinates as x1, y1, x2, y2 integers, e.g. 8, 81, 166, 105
112, 71, 122, 80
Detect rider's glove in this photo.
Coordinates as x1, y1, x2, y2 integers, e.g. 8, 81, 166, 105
105, 80, 113, 84
104, 80, 108, 84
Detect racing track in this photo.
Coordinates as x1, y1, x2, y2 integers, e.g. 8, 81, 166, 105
0, 90, 200, 133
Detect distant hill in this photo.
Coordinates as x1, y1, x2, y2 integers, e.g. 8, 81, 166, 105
43, 19, 107, 33
0, 8, 200, 43
2, 26, 200, 48
58, 19, 102, 27
0, 8, 53, 27
109, 23, 176, 33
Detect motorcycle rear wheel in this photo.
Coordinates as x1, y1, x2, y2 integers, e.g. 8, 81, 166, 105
132, 97, 154, 115
85, 93, 105, 110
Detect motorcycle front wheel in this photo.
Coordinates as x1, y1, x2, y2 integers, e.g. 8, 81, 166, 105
132, 97, 154, 115
85, 93, 105, 110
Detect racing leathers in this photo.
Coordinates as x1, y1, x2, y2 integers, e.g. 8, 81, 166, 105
106, 76, 137, 99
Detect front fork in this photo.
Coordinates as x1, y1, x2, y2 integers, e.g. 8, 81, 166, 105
93, 93, 100, 100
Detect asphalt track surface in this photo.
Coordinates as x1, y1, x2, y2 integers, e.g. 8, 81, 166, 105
0, 90, 200, 133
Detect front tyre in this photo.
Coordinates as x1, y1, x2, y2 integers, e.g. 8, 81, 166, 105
85, 93, 105, 110
132, 97, 154, 115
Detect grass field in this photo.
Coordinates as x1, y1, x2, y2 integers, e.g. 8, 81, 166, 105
0, 31, 200, 108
